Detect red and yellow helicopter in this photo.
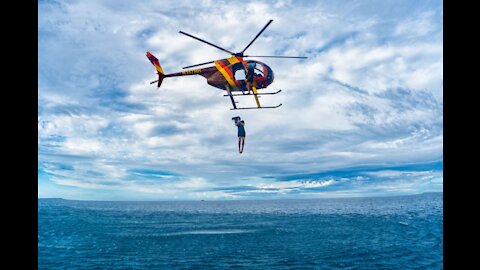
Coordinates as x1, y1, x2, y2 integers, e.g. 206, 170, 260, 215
146, 19, 307, 110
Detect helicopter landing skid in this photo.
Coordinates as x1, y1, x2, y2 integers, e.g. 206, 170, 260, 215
223, 89, 282, 97
230, 104, 282, 110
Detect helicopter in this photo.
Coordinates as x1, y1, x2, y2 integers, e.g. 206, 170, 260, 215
146, 19, 307, 110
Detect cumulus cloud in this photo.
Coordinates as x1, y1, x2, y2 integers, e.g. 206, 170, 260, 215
38, 0, 443, 200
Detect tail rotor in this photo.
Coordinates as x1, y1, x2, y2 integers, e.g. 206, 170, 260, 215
146, 51, 165, 88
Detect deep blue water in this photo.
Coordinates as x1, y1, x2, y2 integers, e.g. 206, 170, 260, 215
38, 192, 442, 269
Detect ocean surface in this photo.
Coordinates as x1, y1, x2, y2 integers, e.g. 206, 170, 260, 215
38, 192, 443, 269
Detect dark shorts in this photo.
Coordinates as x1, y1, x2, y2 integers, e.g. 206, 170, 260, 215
238, 131, 245, 137
246, 67, 255, 83
246, 73, 254, 83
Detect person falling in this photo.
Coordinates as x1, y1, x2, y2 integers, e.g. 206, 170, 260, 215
232, 116, 246, 154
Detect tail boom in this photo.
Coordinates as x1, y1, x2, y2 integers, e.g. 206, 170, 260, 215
146, 51, 205, 88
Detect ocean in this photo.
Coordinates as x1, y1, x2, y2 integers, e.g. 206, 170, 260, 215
38, 192, 443, 269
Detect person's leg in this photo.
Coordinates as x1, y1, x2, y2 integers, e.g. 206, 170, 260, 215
246, 77, 253, 94
242, 82, 248, 95
238, 137, 241, 153
240, 137, 245, 153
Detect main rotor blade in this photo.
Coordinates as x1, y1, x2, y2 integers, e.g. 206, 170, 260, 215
182, 60, 215, 69
179, 31, 234, 55
244, 55, 308, 59
241, 19, 274, 54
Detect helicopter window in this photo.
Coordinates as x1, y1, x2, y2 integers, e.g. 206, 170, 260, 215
232, 62, 246, 81
252, 63, 265, 77
234, 69, 246, 80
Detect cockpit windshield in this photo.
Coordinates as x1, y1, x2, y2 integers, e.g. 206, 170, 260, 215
254, 64, 264, 76
244, 60, 274, 88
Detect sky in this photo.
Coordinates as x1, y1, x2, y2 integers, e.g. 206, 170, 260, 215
38, 0, 443, 200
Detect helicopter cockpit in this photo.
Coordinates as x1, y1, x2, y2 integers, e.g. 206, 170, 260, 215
246, 60, 274, 88
232, 60, 274, 89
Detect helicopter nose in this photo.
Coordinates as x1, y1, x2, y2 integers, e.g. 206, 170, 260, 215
267, 69, 274, 85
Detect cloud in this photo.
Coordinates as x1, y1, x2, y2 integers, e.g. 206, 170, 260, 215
38, 0, 443, 200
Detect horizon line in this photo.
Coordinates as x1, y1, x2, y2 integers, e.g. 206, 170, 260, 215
38, 191, 443, 203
